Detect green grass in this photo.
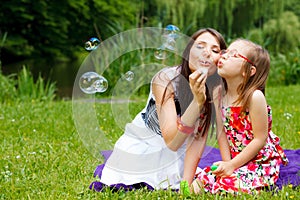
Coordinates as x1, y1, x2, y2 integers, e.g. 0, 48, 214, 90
0, 85, 299, 199
266, 85, 300, 149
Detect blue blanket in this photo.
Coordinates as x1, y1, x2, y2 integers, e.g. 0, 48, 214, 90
90, 147, 300, 191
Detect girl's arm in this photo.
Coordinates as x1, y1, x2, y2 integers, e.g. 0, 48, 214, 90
229, 90, 268, 168
213, 90, 268, 176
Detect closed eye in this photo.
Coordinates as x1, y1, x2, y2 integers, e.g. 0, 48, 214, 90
195, 44, 204, 49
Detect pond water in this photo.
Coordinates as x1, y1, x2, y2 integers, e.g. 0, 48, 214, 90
2, 58, 84, 99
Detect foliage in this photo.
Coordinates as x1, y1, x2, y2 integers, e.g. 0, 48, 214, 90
0, 70, 17, 102
0, 0, 138, 64
268, 48, 300, 86
0, 84, 299, 199
1, 0, 300, 93
0, 66, 56, 103
285, 0, 300, 17
1, 0, 299, 64
247, 11, 300, 86
16, 66, 57, 101
149, 0, 286, 37
99, 48, 181, 96
263, 11, 300, 53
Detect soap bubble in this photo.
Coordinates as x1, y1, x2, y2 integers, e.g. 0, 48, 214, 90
163, 36, 176, 51
165, 24, 180, 34
154, 46, 168, 60
154, 24, 180, 58
164, 24, 180, 40
79, 72, 108, 94
123, 71, 134, 81
85, 37, 100, 51
73, 27, 220, 163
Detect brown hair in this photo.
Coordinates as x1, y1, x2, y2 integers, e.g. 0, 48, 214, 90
162, 28, 227, 138
180, 28, 227, 80
224, 39, 270, 111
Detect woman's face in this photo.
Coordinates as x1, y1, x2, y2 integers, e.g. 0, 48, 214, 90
188, 32, 221, 76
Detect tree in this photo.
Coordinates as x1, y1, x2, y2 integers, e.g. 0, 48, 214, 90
263, 11, 300, 53
0, 0, 139, 64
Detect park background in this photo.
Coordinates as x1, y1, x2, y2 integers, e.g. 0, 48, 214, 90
0, 0, 299, 199
1, 0, 300, 98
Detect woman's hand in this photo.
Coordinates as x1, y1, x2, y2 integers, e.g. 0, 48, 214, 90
211, 161, 235, 177
189, 69, 207, 106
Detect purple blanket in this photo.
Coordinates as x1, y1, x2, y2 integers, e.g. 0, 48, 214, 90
90, 147, 300, 191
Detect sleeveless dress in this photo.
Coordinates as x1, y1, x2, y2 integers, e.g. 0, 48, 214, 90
92, 67, 186, 190
195, 105, 289, 194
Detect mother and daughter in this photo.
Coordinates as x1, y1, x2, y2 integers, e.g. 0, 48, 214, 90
90, 27, 288, 195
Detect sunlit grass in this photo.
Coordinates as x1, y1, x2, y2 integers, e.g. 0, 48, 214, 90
266, 84, 300, 149
0, 85, 299, 199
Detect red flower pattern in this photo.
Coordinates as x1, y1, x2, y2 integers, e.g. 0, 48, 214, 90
196, 105, 288, 194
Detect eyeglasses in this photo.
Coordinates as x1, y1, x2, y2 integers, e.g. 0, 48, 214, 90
220, 49, 255, 66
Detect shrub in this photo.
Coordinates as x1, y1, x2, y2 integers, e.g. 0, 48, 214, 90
0, 69, 17, 102
16, 66, 57, 102
0, 66, 57, 102
268, 48, 300, 86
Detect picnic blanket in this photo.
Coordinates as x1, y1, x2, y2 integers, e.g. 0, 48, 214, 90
90, 147, 300, 191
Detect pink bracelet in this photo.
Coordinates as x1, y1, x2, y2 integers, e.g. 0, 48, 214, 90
177, 117, 195, 135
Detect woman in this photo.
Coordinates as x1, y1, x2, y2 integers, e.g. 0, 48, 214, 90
90, 28, 227, 191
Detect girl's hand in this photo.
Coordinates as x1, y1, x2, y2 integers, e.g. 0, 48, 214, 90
189, 69, 207, 106
211, 161, 235, 177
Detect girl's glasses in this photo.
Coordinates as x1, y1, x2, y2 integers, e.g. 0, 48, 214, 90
220, 49, 255, 66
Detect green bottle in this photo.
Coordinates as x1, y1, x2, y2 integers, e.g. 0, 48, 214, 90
211, 165, 218, 171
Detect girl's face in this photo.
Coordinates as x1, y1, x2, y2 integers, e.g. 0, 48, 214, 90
217, 41, 251, 79
189, 32, 221, 76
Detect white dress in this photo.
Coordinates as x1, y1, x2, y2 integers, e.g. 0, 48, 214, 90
100, 67, 186, 189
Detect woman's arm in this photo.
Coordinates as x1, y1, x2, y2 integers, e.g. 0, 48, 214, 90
212, 86, 231, 161
215, 96, 231, 161
152, 69, 207, 151
217, 130, 231, 161
182, 133, 208, 184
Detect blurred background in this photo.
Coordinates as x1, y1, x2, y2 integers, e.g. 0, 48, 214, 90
0, 0, 299, 98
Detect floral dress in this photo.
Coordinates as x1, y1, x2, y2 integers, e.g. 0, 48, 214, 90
195, 105, 289, 194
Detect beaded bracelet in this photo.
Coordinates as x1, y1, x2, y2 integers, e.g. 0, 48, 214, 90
177, 117, 195, 135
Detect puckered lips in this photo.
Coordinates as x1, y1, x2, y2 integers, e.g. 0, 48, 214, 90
217, 60, 223, 68
198, 60, 211, 67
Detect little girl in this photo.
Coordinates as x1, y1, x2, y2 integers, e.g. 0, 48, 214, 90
191, 39, 288, 194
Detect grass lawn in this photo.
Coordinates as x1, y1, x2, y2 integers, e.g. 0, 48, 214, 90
0, 85, 299, 199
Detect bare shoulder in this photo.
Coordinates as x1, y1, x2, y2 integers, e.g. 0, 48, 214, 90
251, 90, 266, 102
249, 90, 267, 111
152, 67, 178, 103
152, 66, 178, 85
